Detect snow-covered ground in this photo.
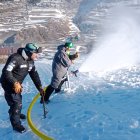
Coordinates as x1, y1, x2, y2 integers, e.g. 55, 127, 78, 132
1, 54, 140, 140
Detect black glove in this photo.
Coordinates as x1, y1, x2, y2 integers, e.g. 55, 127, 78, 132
69, 52, 79, 60
39, 88, 45, 97
71, 70, 79, 77
74, 52, 79, 59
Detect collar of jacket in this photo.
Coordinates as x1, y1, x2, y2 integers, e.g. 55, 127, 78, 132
21, 49, 28, 60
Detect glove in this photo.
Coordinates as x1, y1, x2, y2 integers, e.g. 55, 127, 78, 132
69, 52, 79, 61
39, 88, 45, 97
13, 82, 22, 94
72, 52, 79, 60
74, 52, 79, 58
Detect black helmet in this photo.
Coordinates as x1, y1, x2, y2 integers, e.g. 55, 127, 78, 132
25, 43, 42, 54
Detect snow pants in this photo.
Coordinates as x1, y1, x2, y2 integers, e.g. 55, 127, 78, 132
4, 92, 22, 128
44, 77, 68, 101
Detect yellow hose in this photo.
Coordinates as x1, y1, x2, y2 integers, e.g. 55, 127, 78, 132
27, 93, 53, 140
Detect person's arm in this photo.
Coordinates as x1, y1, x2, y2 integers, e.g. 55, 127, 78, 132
3, 56, 18, 86
3, 56, 23, 94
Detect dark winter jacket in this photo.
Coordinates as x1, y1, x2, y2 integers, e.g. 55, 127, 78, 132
0, 48, 42, 92
51, 45, 72, 88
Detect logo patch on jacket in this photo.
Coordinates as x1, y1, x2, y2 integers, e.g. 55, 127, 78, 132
20, 64, 27, 68
6, 62, 16, 71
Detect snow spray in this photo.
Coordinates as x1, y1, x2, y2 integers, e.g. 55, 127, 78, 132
79, 5, 140, 73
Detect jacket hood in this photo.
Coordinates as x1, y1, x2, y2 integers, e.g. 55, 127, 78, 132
17, 48, 28, 60
57, 45, 66, 51
17, 48, 24, 55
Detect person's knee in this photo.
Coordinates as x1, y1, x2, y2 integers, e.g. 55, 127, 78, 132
12, 103, 22, 115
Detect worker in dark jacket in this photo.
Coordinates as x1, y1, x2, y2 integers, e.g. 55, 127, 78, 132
40, 42, 79, 103
0, 43, 44, 133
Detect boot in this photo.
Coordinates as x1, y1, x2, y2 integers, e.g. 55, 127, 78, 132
20, 114, 26, 119
13, 124, 26, 133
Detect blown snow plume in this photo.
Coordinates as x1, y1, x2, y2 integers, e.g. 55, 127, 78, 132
79, 6, 140, 73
